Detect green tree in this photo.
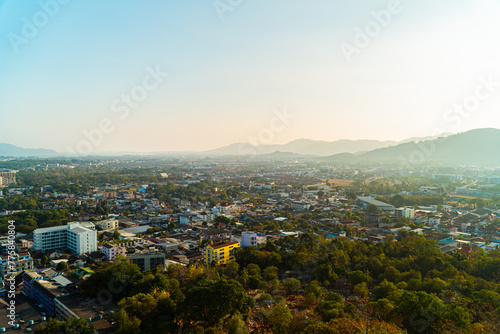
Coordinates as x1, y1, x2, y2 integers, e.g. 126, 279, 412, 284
390, 195, 405, 208
56, 261, 68, 271
35, 316, 94, 334
113, 310, 142, 334
353, 282, 369, 298
225, 261, 240, 279
182, 279, 254, 327
269, 301, 292, 334
226, 313, 249, 334
282, 277, 301, 295
366, 204, 379, 213
263, 266, 279, 281
373, 279, 397, 300
305, 281, 325, 305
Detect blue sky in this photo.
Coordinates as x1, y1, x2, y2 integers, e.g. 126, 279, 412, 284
2, 0, 500, 153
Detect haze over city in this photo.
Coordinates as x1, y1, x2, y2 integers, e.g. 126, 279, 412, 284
2, 0, 500, 153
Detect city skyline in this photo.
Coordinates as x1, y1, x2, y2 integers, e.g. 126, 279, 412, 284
2, 0, 500, 153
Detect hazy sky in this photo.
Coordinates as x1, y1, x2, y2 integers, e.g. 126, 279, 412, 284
2, 0, 500, 153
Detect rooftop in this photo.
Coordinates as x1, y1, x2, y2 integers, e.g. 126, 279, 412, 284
212, 241, 240, 250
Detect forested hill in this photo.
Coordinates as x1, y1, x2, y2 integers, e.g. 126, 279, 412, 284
79, 233, 500, 333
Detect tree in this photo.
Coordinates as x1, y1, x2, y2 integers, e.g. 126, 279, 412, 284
282, 277, 301, 294
373, 279, 397, 300
302, 321, 338, 334
225, 261, 240, 279
246, 263, 262, 278
226, 313, 249, 334
366, 204, 379, 214
113, 310, 142, 334
269, 301, 292, 334
305, 281, 325, 305
182, 279, 254, 327
390, 195, 405, 208
113, 230, 121, 240
263, 266, 279, 281
35, 316, 95, 334
80, 259, 144, 302
348, 270, 372, 286
353, 282, 369, 298
313, 264, 337, 285
56, 261, 68, 271
315, 293, 345, 322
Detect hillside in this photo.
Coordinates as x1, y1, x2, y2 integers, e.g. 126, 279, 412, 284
0, 143, 58, 157
361, 128, 500, 165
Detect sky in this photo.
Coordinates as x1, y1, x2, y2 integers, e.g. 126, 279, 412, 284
2, 0, 500, 153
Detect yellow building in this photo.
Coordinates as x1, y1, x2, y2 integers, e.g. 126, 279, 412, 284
203, 241, 240, 266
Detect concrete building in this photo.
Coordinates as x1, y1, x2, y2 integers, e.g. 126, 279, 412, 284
356, 196, 395, 212
33, 222, 97, 255
241, 232, 266, 247
241, 232, 258, 247
0, 171, 17, 186
291, 201, 311, 210
55, 293, 119, 333
94, 218, 119, 230
395, 207, 415, 219
203, 241, 240, 266
22, 272, 67, 316
0, 252, 33, 278
102, 244, 126, 261
127, 251, 166, 271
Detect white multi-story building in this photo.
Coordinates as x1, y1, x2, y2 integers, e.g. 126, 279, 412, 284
241, 231, 266, 247
241, 232, 258, 247
33, 222, 97, 255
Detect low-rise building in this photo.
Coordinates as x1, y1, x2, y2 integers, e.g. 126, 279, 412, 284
356, 197, 395, 212
0, 252, 33, 278
395, 207, 415, 219
127, 251, 166, 271
22, 271, 67, 316
94, 219, 119, 230
102, 244, 126, 261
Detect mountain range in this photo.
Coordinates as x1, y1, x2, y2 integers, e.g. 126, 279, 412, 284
202, 128, 500, 165
0, 144, 58, 157
202, 134, 450, 157
357, 128, 500, 165
2, 129, 500, 166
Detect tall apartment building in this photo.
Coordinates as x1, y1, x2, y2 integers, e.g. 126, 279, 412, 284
0, 171, 17, 186
33, 222, 97, 255
203, 241, 240, 266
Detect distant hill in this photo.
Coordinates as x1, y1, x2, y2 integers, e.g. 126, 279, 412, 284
0, 143, 58, 157
203, 139, 398, 156
320, 152, 359, 162
203, 134, 451, 157
360, 128, 500, 165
